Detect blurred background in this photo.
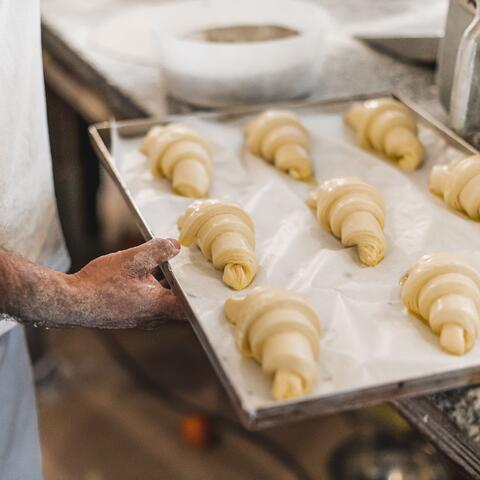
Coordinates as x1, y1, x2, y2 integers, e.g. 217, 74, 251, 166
33, 0, 477, 478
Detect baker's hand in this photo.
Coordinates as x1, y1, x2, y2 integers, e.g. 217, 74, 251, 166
68, 238, 185, 328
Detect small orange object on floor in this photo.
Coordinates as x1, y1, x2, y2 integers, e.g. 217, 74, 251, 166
180, 415, 214, 449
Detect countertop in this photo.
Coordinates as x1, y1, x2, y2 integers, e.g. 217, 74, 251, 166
40, 0, 480, 477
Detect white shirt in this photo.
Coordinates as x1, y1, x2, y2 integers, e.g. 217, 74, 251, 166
0, 0, 69, 336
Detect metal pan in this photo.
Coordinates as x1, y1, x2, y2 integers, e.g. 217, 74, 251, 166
89, 92, 480, 429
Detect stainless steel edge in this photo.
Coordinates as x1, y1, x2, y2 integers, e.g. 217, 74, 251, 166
393, 92, 480, 155
88, 125, 154, 240
461, 0, 477, 15
251, 364, 480, 429
111, 91, 393, 138
88, 92, 480, 429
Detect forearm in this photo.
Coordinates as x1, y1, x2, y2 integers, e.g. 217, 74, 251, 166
0, 247, 77, 328
0, 238, 184, 329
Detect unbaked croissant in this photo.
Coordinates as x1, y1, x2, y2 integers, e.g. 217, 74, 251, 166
245, 110, 313, 180
430, 155, 480, 220
344, 98, 424, 171
402, 253, 480, 355
224, 287, 321, 400
308, 177, 386, 266
140, 124, 213, 198
177, 199, 257, 290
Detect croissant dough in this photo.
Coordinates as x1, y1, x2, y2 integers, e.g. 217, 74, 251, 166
141, 124, 213, 198
402, 253, 480, 355
308, 177, 386, 266
345, 98, 424, 171
245, 110, 313, 180
224, 287, 321, 400
177, 200, 257, 290
430, 155, 480, 220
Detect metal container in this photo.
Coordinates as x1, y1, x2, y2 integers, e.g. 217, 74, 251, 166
437, 0, 476, 110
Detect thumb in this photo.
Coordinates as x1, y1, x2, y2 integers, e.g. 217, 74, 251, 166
129, 238, 180, 275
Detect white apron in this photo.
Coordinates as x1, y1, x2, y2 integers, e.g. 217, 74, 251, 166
0, 1, 70, 478
0, 0, 69, 337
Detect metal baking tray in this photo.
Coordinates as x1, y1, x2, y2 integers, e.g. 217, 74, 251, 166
89, 92, 480, 429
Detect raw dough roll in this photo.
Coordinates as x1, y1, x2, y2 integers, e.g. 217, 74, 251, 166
430, 155, 480, 220
344, 98, 424, 171
224, 287, 321, 400
140, 124, 213, 198
177, 199, 257, 290
245, 110, 313, 180
308, 177, 386, 266
402, 253, 480, 355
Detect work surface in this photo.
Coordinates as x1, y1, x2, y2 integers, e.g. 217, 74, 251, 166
41, 0, 480, 476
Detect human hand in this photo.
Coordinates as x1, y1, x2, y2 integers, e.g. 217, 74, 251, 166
69, 238, 185, 328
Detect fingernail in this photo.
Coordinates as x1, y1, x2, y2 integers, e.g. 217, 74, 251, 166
167, 238, 180, 250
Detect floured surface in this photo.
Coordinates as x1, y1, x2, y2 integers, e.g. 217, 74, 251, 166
111, 103, 480, 416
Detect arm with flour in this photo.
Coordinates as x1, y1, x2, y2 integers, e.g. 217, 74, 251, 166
0, 239, 185, 329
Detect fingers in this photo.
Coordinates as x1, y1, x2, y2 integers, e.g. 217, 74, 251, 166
153, 288, 187, 323
128, 238, 181, 275
115, 238, 186, 326
147, 237, 180, 262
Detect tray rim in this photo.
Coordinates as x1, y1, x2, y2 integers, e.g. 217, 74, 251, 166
89, 91, 480, 430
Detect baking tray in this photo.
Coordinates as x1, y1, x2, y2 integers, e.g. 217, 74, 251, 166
89, 92, 480, 429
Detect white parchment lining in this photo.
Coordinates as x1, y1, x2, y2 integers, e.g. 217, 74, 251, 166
112, 103, 480, 415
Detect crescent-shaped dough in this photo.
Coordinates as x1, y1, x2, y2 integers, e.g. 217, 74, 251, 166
224, 287, 321, 400
344, 98, 424, 171
308, 177, 386, 266
177, 199, 257, 290
401, 253, 480, 355
245, 110, 313, 180
430, 155, 480, 220
140, 124, 213, 198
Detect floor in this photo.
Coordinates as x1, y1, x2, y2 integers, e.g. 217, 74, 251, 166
36, 324, 355, 480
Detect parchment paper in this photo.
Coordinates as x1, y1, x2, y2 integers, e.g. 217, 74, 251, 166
112, 103, 480, 414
